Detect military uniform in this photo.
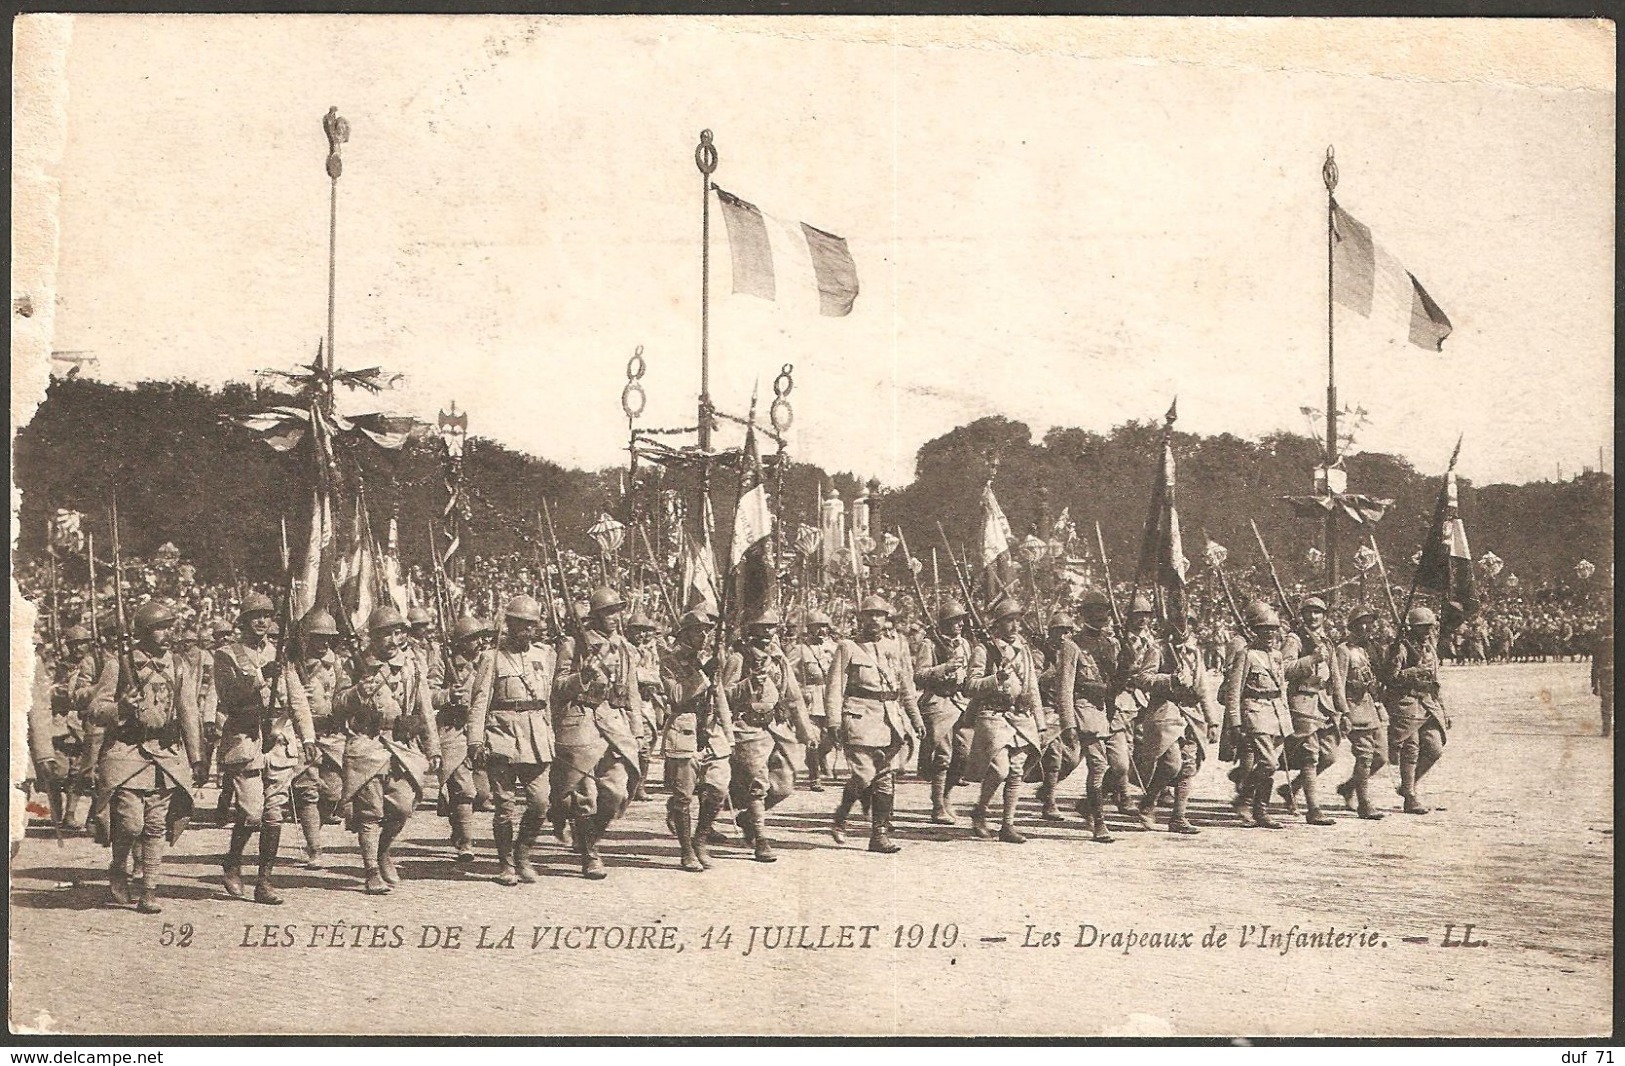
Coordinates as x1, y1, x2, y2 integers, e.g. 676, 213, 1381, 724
470, 625, 557, 884
660, 618, 734, 872
627, 618, 665, 800
335, 631, 441, 892
1332, 615, 1388, 819
826, 600, 923, 852
59, 641, 104, 827
1383, 612, 1450, 814
1279, 608, 1343, 825
287, 639, 348, 864
721, 631, 813, 861
965, 602, 1044, 843
912, 613, 974, 823
1592, 624, 1613, 737
1111, 620, 1160, 811
1055, 621, 1123, 842
1029, 618, 1083, 817
1133, 627, 1220, 833
793, 620, 840, 789
87, 630, 204, 913
1220, 603, 1318, 829
553, 599, 644, 879
428, 628, 481, 863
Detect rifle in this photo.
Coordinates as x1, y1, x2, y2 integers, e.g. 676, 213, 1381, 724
896, 528, 943, 647
637, 521, 679, 624
46, 539, 64, 660
541, 500, 590, 660
533, 510, 564, 636
1094, 521, 1125, 634
264, 517, 296, 755
1249, 519, 1300, 628
86, 531, 102, 652
426, 525, 458, 681
1369, 533, 1403, 629
936, 521, 990, 643
108, 500, 138, 711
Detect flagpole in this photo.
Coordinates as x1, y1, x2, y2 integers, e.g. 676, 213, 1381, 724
1324, 146, 1341, 606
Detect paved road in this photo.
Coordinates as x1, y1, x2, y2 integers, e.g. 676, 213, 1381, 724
9, 662, 1612, 1037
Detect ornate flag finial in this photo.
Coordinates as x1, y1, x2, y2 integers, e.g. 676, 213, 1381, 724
324, 107, 350, 180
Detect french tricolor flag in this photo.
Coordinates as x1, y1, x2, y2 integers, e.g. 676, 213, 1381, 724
713, 186, 860, 317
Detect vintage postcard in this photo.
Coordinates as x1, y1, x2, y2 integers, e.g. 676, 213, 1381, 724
9, 14, 1614, 1038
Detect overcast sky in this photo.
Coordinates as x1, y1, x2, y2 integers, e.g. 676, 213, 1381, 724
37, 16, 1615, 487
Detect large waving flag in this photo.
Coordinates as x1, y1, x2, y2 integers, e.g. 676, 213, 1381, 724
1332, 201, 1453, 352
1413, 438, 1478, 626
729, 425, 777, 620
978, 481, 1017, 600
1134, 402, 1189, 619
714, 186, 859, 317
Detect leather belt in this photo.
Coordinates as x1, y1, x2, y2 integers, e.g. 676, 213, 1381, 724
847, 685, 899, 701
494, 699, 547, 712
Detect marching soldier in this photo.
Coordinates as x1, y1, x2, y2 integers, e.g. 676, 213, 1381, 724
1030, 611, 1081, 821
28, 634, 69, 831
286, 609, 349, 868
793, 609, 840, 791
1592, 616, 1613, 738
1221, 601, 1321, 829
720, 608, 815, 863
87, 601, 206, 914
1332, 606, 1389, 819
1055, 589, 1121, 843
553, 587, 645, 880
1108, 594, 1159, 813
429, 615, 489, 865
912, 601, 974, 824
1383, 606, 1450, 815
213, 593, 312, 905
964, 597, 1043, 844
334, 607, 442, 894
826, 595, 924, 852
405, 606, 437, 670
1133, 609, 1220, 834
468, 596, 556, 886
50, 625, 99, 831
625, 612, 663, 801
660, 609, 734, 872
1278, 596, 1342, 827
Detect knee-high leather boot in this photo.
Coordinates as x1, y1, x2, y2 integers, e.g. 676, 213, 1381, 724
999, 778, 1027, 844
136, 837, 165, 915
1400, 755, 1429, 814
868, 790, 900, 853
493, 820, 518, 886
451, 801, 476, 862
577, 817, 606, 880
930, 770, 957, 824
1300, 767, 1337, 826
1251, 774, 1283, 829
297, 797, 325, 869
674, 801, 703, 872
109, 834, 135, 906
255, 823, 285, 905
222, 823, 255, 899
515, 811, 541, 884
831, 782, 861, 844
693, 791, 719, 869
358, 825, 390, 894
1039, 768, 1062, 820
377, 814, 406, 885
1169, 772, 1200, 835
749, 799, 777, 862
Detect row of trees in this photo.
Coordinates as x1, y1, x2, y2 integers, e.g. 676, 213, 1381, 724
14, 377, 1613, 595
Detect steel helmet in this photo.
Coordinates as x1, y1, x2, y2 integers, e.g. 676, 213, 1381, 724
801, 609, 832, 628
625, 612, 658, 632
857, 594, 895, 617
1406, 606, 1438, 627
936, 600, 969, 624
504, 595, 543, 623
406, 606, 434, 627
676, 610, 713, 634
212, 619, 236, 639
237, 593, 275, 621
744, 607, 782, 628
1300, 595, 1328, 614
588, 587, 624, 615
1244, 601, 1281, 629
1048, 611, 1077, 631
301, 609, 340, 638
989, 596, 1025, 623
367, 606, 407, 633
1077, 588, 1111, 611
133, 601, 177, 632
1128, 593, 1155, 616
1347, 605, 1378, 625
63, 625, 93, 644
451, 616, 487, 643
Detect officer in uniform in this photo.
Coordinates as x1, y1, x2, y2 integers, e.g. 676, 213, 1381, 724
721, 608, 815, 863
1055, 589, 1123, 843
553, 587, 644, 880
1278, 596, 1341, 826
334, 606, 442, 894
287, 609, 349, 868
912, 601, 974, 824
659, 609, 734, 872
1134, 609, 1220, 834
87, 601, 206, 914
826, 595, 924, 852
1031, 611, 1081, 821
625, 612, 664, 801
469, 596, 556, 886
965, 597, 1044, 844
793, 610, 839, 791
1110, 594, 1160, 813
1383, 606, 1450, 815
213, 592, 313, 905
58, 626, 103, 831
1222, 602, 1320, 829
429, 615, 489, 865
1332, 606, 1388, 819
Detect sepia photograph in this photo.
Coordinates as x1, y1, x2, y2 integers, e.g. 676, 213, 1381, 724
8, 13, 1615, 1039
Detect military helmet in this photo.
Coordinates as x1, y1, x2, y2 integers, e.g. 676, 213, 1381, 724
406, 606, 434, 627
212, 619, 235, 638
504, 595, 543, 623
1406, 606, 1438, 627
857, 594, 895, 617
238, 593, 275, 621
625, 612, 658, 632
63, 624, 93, 644
1048, 611, 1077, 631
1346, 605, 1378, 625
937, 600, 969, 624
801, 609, 832, 628
1244, 601, 1281, 629
589, 587, 624, 615
133, 600, 177, 632
301, 609, 340, 638
676, 609, 713, 634
451, 616, 487, 643
1128, 593, 1155, 615
988, 596, 1025, 623
744, 607, 783, 628
367, 606, 406, 634
1300, 595, 1329, 614
1077, 588, 1111, 611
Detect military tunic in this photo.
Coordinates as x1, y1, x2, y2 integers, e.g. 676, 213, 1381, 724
913, 632, 973, 781
470, 639, 556, 832
825, 634, 923, 787
87, 648, 203, 845
334, 648, 440, 826
214, 639, 311, 826
553, 629, 644, 820
288, 651, 348, 809
1134, 632, 1221, 783
1334, 639, 1387, 770
1281, 626, 1344, 772
965, 635, 1043, 781
721, 644, 813, 809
